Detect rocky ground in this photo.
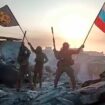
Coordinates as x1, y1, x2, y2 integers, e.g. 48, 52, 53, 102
0, 80, 105, 105
0, 66, 105, 105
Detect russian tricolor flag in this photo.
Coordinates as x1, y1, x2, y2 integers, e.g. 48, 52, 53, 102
95, 3, 105, 32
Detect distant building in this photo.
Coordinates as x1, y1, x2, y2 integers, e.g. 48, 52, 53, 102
73, 51, 105, 82
44, 47, 52, 51
84, 51, 104, 56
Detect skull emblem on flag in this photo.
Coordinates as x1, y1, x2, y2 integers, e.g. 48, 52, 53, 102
0, 11, 11, 26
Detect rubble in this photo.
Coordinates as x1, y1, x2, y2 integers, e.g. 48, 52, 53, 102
0, 81, 105, 105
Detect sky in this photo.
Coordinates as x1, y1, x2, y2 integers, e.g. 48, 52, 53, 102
0, 0, 105, 52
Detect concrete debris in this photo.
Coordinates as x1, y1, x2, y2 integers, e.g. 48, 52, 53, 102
0, 81, 105, 105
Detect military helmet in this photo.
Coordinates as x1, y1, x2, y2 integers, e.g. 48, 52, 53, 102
36, 46, 42, 53
63, 42, 69, 48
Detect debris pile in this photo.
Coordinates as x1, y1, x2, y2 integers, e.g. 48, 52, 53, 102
0, 81, 105, 105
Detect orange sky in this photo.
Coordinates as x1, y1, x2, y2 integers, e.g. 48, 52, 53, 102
0, 0, 105, 53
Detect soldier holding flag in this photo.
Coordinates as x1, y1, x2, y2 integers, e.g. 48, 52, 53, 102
51, 27, 84, 90
53, 42, 84, 90
16, 41, 34, 91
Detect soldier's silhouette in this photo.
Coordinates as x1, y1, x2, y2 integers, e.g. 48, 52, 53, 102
28, 42, 48, 88
53, 42, 84, 90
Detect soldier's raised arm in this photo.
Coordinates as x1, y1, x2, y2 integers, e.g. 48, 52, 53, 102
28, 42, 36, 53
70, 44, 84, 54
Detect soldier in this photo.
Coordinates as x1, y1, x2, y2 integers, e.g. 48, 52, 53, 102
16, 42, 33, 91
53, 42, 84, 90
28, 42, 48, 88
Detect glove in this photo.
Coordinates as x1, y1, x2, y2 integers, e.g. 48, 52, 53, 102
28, 42, 31, 45
81, 44, 84, 48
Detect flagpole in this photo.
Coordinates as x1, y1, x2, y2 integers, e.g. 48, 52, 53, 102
83, 22, 94, 44
83, 2, 105, 45
51, 26, 56, 50
18, 25, 29, 42
17, 31, 27, 64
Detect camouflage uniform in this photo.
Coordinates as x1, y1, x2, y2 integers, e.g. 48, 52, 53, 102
16, 43, 33, 91
54, 42, 84, 89
28, 43, 48, 88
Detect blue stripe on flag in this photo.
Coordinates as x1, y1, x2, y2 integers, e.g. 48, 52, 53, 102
99, 10, 105, 22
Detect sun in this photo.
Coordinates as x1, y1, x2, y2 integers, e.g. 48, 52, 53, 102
46, 5, 93, 47
56, 15, 88, 40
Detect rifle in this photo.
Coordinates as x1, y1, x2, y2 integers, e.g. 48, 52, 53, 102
51, 26, 56, 50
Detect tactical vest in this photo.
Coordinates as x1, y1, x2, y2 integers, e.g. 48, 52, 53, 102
57, 49, 74, 66
35, 53, 45, 64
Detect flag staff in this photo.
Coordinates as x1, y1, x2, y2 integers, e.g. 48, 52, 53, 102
19, 24, 29, 42
83, 2, 105, 45
51, 26, 56, 50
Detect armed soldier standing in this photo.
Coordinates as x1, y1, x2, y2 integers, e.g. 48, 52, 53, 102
28, 42, 48, 88
53, 42, 84, 90
16, 42, 33, 91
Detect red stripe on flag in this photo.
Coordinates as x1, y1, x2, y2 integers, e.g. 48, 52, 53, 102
95, 17, 105, 32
